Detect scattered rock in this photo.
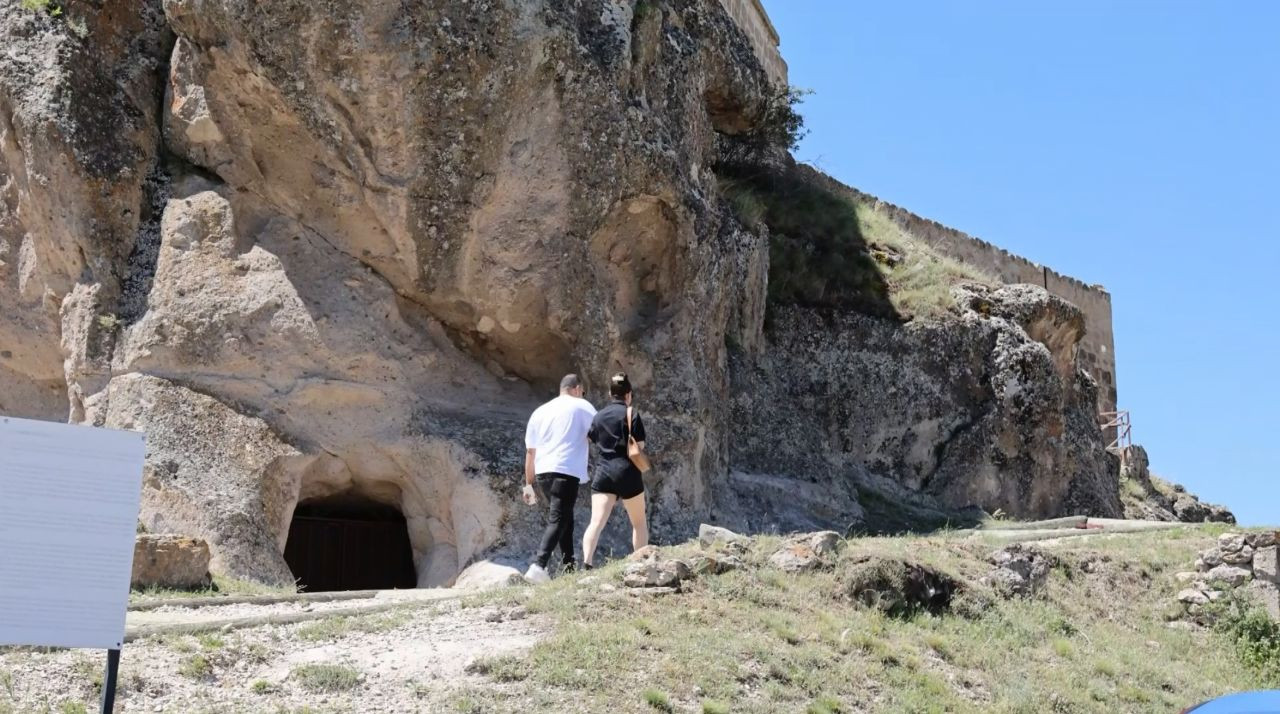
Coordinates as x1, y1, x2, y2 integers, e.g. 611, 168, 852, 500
688, 553, 745, 576
626, 586, 678, 597
1176, 589, 1209, 605
628, 545, 660, 562
453, 561, 526, 590
1174, 571, 1202, 584
1205, 564, 1252, 587
698, 524, 748, 549
131, 534, 212, 590
983, 544, 1054, 598
768, 531, 841, 573
622, 550, 691, 589
839, 556, 958, 616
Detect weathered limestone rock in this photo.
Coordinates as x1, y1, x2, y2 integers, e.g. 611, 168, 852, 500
0, 0, 1183, 589
103, 373, 300, 586
1197, 548, 1224, 571
1222, 544, 1255, 566
732, 284, 1122, 523
1172, 495, 1235, 524
1218, 533, 1247, 554
1254, 546, 1279, 584
1206, 565, 1253, 588
1247, 581, 1280, 621
622, 548, 692, 589
1176, 589, 1209, 606
1247, 532, 1278, 550
983, 544, 1054, 598
131, 534, 211, 590
698, 523, 749, 549
453, 561, 525, 591
688, 552, 745, 576
768, 531, 841, 573
1118, 447, 1234, 524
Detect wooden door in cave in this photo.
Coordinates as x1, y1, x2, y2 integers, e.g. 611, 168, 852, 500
283, 496, 418, 592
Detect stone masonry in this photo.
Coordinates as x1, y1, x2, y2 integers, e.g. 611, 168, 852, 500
1175, 531, 1280, 622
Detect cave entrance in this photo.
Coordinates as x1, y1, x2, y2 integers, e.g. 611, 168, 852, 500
283, 493, 417, 592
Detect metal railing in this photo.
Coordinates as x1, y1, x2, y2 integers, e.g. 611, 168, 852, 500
1099, 410, 1131, 456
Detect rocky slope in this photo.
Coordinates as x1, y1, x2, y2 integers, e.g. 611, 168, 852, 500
0, 0, 1226, 587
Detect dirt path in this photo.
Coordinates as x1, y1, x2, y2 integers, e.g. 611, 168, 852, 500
125, 587, 460, 640
1, 591, 545, 713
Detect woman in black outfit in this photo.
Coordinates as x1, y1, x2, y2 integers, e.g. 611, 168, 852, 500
582, 373, 648, 567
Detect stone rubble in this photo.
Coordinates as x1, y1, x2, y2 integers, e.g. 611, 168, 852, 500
982, 543, 1054, 598
1176, 530, 1280, 622
767, 531, 842, 573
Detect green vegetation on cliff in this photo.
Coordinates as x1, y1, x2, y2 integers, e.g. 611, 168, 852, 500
718, 167, 991, 321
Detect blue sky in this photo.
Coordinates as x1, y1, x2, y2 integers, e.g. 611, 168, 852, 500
761, 1, 1279, 526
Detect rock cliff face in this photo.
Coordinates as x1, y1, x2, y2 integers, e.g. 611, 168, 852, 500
0, 0, 1184, 588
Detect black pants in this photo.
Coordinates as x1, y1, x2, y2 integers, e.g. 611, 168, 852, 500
535, 473, 579, 569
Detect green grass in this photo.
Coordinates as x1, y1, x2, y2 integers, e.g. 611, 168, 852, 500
291, 663, 361, 693
461, 526, 1271, 713
196, 633, 224, 650
130, 573, 295, 603
177, 654, 212, 680
642, 689, 673, 711
465, 655, 530, 682
58, 703, 86, 714
250, 679, 275, 695
294, 610, 413, 641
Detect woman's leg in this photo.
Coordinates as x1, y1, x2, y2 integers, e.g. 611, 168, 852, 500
581, 492, 616, 567
621, 492, 649, 551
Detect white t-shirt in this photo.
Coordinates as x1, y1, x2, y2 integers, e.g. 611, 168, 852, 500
524, 394, 597, 482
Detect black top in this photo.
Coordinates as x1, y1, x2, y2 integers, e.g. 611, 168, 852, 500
589, 400, 647, 474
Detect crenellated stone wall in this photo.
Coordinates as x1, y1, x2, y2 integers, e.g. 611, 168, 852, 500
796, 165, 1118, 416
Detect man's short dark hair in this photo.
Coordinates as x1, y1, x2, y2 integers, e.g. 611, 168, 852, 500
609, 373, 632, 400
559, 374, 581, 392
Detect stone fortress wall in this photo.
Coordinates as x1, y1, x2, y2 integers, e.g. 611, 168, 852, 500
836, 177, 1119, 417
717, 0, 787, 87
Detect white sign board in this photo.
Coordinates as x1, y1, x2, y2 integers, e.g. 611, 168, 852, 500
0, 416, 144, 650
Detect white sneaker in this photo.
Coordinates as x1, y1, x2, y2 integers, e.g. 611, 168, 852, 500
524, 564, 551, 584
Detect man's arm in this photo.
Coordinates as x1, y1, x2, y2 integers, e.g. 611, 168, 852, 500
525, 448, 537, 486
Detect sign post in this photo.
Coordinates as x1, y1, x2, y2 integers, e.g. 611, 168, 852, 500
0, 415, 145, 714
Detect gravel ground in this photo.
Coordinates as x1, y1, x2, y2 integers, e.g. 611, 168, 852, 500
0, 597, 546, 713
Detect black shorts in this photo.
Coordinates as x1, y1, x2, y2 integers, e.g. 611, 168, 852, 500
591, 463, 644, 500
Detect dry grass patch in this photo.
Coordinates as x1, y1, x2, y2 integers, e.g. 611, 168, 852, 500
290, 663, 361, 693
467, 528, 1270, 713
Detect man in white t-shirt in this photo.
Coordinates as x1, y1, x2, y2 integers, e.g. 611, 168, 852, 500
522, 374, 597, 583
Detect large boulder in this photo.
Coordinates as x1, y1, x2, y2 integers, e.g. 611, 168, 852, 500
131, 534, 212, 590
